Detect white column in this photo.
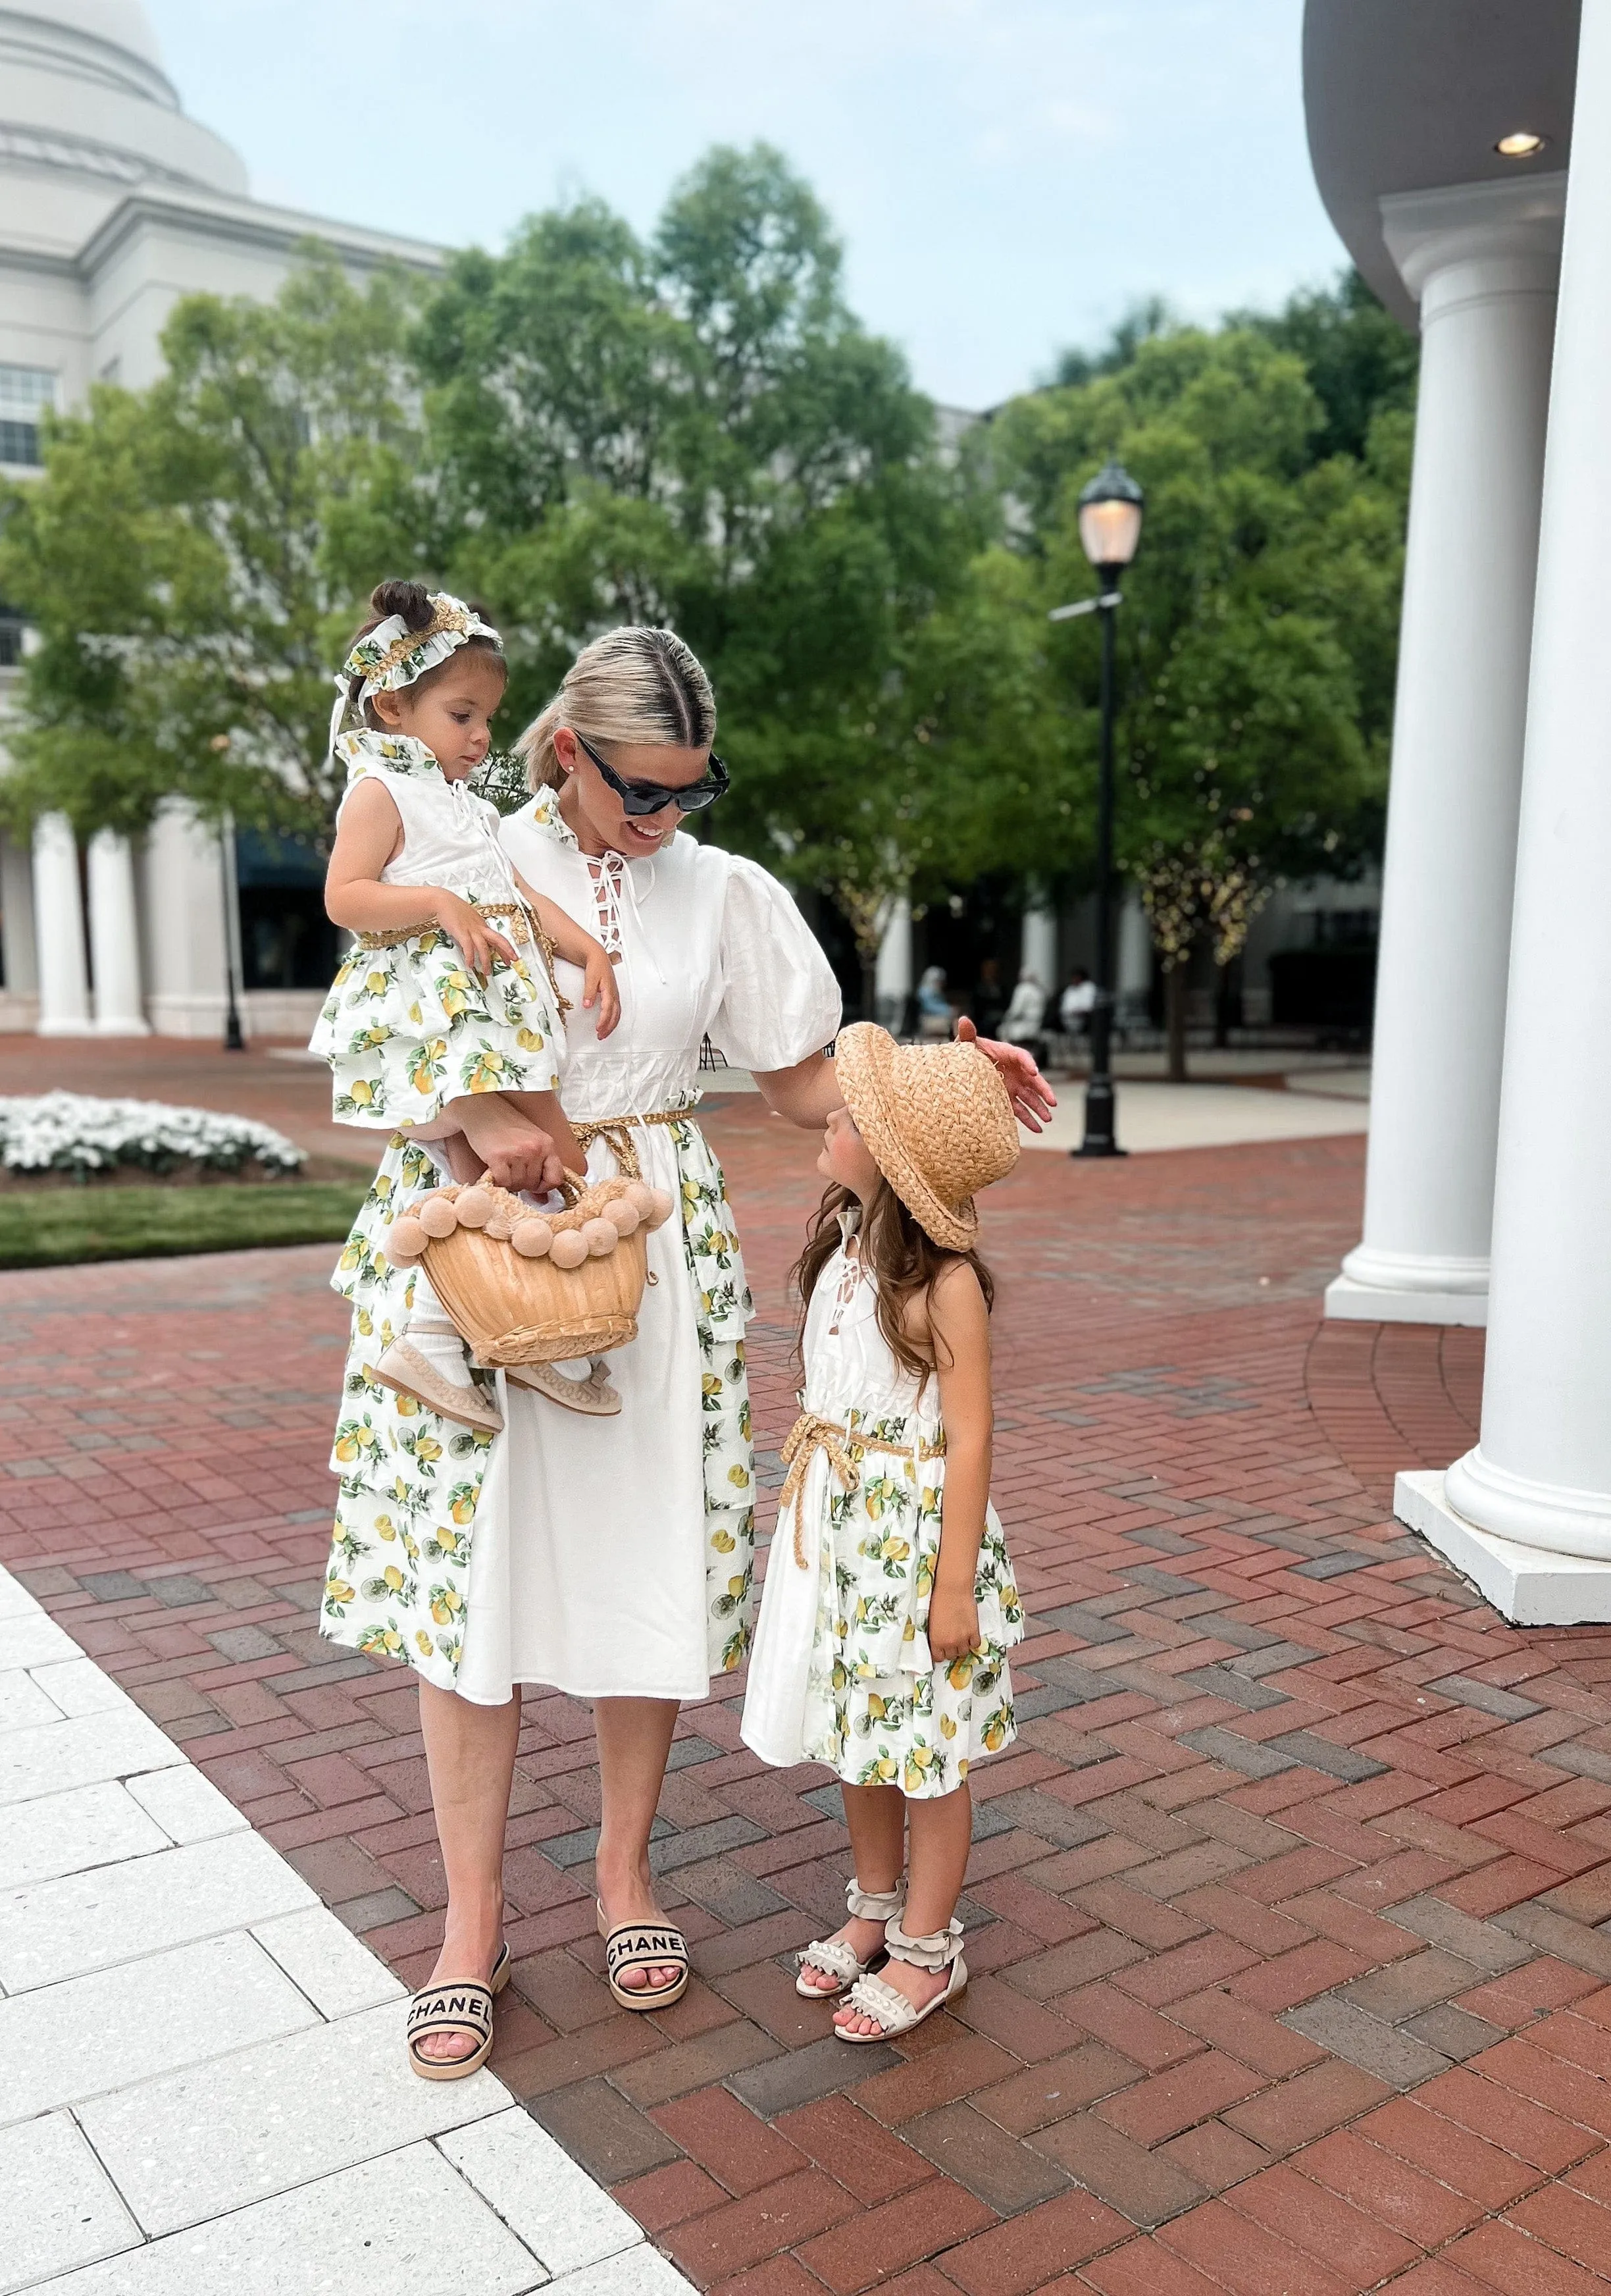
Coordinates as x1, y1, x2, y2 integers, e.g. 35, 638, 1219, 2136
139, 801, 230, 1038
30, 812, 92, 1036
873, 893, 912, 1032
1326, 176, 1564, 1326
86, 829, 149, 1034
1020, 902, 1058, 993
1408, 13, 1611, 1609
0, 837, 38, 995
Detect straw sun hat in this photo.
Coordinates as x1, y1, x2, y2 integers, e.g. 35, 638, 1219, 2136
833, 1023, 1019, 1252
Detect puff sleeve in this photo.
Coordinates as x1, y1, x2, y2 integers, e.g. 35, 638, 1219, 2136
708, 854, 842, 1072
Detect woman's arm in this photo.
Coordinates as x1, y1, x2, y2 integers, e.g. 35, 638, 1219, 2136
754, 1029, 1056, 1135
923, 1260, 993, 1664
752, 1050, 840, 1130
325, 779, 518, 981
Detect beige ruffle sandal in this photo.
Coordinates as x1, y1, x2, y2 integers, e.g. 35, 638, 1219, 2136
796, 1877, 907, 2000
836, 1916, 966, 2043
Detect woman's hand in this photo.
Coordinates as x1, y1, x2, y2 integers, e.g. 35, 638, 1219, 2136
432, 889, 519, 983
927, 1582, 981, 1665
449, 1095, 565, 1195
955, 1014, 1057, 1132
582, 943, 622, 1039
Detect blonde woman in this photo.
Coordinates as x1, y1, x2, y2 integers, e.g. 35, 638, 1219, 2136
324, 625, 1054, 2074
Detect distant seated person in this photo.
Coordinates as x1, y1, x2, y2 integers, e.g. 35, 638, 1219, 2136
1001, 970, 1048, 1061
915, 964, 954, 1041
973, 954, 1007, 1041
1060, 966, 1097, 1039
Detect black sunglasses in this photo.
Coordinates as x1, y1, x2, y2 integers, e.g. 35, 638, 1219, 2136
573, 729, 729, 816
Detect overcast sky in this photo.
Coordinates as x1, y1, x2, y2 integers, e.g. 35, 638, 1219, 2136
143, 0, 1348, 411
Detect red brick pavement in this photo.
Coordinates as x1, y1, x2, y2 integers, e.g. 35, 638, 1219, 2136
7, 1106, 1611, 2296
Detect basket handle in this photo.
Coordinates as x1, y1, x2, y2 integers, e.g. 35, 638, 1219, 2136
557, 1168, 588, 1208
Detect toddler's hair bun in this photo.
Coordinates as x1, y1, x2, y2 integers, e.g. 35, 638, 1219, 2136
369, 579, 436, 631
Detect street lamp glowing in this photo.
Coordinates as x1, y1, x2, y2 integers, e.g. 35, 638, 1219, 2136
1495, 131, 1547, 159
1077, 461, 1145, 575
1046, 460, 1145, 1161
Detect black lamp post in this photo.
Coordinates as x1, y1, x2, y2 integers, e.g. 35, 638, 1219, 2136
219, 814, 246, 1052
1049, 459, 1144, 1158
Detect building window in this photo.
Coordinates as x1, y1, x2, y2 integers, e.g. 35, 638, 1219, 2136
0, 365, 58, 467
234, 827, 342, 990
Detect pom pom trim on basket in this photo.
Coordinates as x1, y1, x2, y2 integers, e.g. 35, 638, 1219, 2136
388, 1175, 674, 1370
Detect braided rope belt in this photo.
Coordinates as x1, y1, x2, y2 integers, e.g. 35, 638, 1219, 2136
779, 1410, 931, 1567
571, 1109, 690, 1182
357, 901, 567, 1011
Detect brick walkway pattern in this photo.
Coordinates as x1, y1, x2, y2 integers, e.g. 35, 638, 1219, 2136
6, 1104, 1611, 2296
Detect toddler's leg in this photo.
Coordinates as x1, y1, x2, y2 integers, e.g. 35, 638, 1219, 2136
834, 1785, 971, 2037
374, 1269, 502, 1434
796, 1783, 906, 1998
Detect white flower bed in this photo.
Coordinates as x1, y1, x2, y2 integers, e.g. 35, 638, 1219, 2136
0, 1091, 306, 1180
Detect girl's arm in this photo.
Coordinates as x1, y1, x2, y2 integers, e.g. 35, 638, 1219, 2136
325, 779, 519, 981
509, 871, 621, 1039
922, 1260, 994, 1663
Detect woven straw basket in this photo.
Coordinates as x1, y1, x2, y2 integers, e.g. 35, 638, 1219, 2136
387, 1173, 674, 1369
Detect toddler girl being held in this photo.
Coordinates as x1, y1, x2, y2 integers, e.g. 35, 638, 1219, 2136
742, 1024, 1025, 2041
311, 581, 618, 1431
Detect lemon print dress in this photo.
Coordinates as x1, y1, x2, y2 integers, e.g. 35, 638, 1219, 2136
309, 731, 561, 1128
312, 732, 564, 1689
742, 1220, 1023, 1798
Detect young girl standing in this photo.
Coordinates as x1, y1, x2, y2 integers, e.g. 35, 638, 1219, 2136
312, 581, 619, 1432
742, 1024, 1025, 2041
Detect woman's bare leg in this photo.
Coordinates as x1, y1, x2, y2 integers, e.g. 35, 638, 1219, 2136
416, 1681, 521, 2062
834, 1784, 971, 2035
593, 1697, 681, 1991
798, 1780, 905, 1995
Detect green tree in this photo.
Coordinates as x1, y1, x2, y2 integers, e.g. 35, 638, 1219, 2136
1231, 266, 1419, 464
992, 314, 1406, 1075
0, 251, 426, 845
415, 145, 994, 975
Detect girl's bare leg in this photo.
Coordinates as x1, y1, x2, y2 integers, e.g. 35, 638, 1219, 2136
593, 1698, 682, 1991
416, 1681, 521, 2063
798, 1781, 906, 1995
834, 1783, 972, 2035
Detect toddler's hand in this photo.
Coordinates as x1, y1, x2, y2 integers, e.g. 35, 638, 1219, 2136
926, 1585, 981, 1665
434, 891, 518, 982
582, 945, 621, 1039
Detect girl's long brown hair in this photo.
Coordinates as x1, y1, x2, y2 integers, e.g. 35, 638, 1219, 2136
792, 1182, 994, 1392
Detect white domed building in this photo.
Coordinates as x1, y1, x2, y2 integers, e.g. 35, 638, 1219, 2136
0, 0, 441, 1037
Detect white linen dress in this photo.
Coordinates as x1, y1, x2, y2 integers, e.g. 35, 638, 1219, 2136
452, 786, 842, 1707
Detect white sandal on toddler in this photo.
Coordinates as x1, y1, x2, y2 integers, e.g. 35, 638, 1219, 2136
796, 1878, 906, 2000
836, 1915, 966, 2042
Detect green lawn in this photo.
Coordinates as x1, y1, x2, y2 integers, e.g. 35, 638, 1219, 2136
0, 1182, 369, 1269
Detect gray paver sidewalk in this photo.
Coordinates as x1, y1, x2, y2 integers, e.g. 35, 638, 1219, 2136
0, 1561, 694, 2296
